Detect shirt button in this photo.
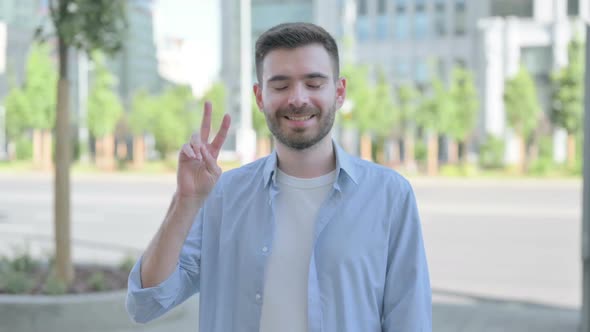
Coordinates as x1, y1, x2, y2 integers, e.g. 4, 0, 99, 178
256, 293, 262, 301
262, 246, 268, 253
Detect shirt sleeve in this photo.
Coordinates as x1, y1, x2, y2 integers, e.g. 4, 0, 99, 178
125, 206, 204, 324
382, 184, 432, 332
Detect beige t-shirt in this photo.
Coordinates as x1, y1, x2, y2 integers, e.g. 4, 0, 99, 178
259, 168, 337, 332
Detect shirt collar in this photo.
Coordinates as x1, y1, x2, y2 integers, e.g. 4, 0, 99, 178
262, 141, 358, 188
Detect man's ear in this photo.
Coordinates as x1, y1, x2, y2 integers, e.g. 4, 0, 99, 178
336, 77, 346, 109
253, 83, 264, 111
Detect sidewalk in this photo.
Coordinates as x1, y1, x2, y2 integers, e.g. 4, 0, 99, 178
433, 290, 580, 332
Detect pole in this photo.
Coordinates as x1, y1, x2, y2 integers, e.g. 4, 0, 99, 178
581, 23, 590, 332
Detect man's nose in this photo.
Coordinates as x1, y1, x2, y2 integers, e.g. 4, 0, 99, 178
287, 83, 309, 108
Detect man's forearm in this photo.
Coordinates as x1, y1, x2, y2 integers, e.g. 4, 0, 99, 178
140, 193, 205, 288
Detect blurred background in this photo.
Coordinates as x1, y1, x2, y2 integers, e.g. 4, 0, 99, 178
0, 0, 587, 331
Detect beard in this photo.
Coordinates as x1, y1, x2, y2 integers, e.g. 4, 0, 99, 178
264, 103, 336, 150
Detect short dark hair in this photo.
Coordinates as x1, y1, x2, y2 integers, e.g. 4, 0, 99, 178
254, 22, 340, 84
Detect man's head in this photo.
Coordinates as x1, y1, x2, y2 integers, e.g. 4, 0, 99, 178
253, 22, 346, 151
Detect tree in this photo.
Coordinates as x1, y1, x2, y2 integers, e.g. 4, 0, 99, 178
371, 70, 398, 165
551, 37, 584, 167
199, 82, 226, 138
151, 85, 198, 159
397, 84, 419, 170
4, 43, 57, 168
416, 77, 452, 175
342, 64, 376, 160
129, 89, 157, 168
46, 0, 127, 284
252, 94, 272, 158
447, 67, 479, 164
87, 52, 124, 171
504, 65, 541, 172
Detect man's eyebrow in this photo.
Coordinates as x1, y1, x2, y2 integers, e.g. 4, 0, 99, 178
267, 75, 291, 83
304, 73, 329, 80
267, 73, 330, 83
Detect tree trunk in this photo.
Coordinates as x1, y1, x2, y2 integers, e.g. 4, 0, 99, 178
404, 132, 416, 171
388, 138, 401, 168
54, 37, 73, 284
97, 134, 115, 171
42, 129, 52, 170
427, 132, 439, 176
104, 134, 115, 171
447, 138, 459, 165
360, 133, 372, 161
33, 129, 42, 168
133, 135, 145, 169
567, 134, 576, 168
516, 133, 527, 174
256, 136, 271, 158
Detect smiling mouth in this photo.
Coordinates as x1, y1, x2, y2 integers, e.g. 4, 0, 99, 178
285, 115, 315, 121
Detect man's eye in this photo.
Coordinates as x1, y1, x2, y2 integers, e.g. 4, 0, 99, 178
273, 86, 288, 91
307, 84, 321, 89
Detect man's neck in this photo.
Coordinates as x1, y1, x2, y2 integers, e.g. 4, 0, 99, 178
274, 136, 336, 179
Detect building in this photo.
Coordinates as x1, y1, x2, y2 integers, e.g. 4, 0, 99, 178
221, 0, 589, 163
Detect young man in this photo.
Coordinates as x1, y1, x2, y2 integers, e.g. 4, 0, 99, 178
126, 22, 431, 331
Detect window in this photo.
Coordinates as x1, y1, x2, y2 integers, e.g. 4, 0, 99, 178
357, 0, 367, 16
414, 11, 429, 40
454, 0, 466, 36
568, 0, 579, 16
376, 15, 390, 40
377, 0, 387, 15
490, 0, 533, 17
356, 16, 370, 42
394, 57, 411, 80
415, 58, 428, 83
394, 12, 410, 40
434, 2, 446, 37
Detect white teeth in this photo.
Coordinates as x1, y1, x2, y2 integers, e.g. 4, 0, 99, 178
287, 115, 312, 121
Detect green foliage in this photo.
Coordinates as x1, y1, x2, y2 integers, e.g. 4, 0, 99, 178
342, 64, 375, 133
252, 95, 271, 137
43, 274, 68, 295
48, 0, 127, 55
3, 43, 57, 138
152, 85, 198, 158
416, 77, 452, 132
0, 269, 35, 294
87, 52, 123, 138
479, 134, 505, 169
397, 84, 419, 131
372, 70, 399, 138
15, 135, 33, 160
0, 247, 38, 294
87, 271, 106, 291
528, 136, 555, 175
551, 37, 584, 135
504, 66, 541, 139
414, 140, 427, 163
199, 82, 226, 137
129, 89, 157, 136
439, 164, 479, 177
448, 67, 479, 141
118, 255, 136, 274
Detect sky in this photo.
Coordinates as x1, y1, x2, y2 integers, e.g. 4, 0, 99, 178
153, 0, 221, 96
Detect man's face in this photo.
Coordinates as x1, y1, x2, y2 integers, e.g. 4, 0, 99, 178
254, 44, 346, 150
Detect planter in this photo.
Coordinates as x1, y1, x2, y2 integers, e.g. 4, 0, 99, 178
0, 290, 199, 332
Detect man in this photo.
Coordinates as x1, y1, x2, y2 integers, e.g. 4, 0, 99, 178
126, 22, 431, 331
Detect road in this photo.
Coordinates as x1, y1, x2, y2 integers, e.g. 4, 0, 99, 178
0, 172, 582, 330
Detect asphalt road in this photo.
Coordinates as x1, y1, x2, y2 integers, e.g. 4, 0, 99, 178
0, 172, 582, 312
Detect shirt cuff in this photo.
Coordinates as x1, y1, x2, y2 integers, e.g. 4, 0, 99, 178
127, 256, 182, 309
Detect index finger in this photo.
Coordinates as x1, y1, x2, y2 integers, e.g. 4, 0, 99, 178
210, 114, 231, 158
200, 101, 212, 143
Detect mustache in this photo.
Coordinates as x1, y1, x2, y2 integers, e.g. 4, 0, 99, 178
277, 106, 319, 117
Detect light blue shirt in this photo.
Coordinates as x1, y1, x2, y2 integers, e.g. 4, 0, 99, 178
126, 143, 431, 331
